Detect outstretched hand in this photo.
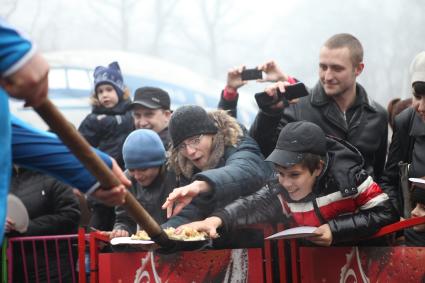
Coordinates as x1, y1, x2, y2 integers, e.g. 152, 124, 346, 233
109, 229, 129, 239
4, 217, 16, 233
257, 60, 288, 83
92, 158, 131, 206
176, 217, 223, 239
262, 81, 299, 111
226, 65, 247, 91
162, 180, 210, 218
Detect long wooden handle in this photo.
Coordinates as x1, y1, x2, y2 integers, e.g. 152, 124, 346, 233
34, 99, 167, 242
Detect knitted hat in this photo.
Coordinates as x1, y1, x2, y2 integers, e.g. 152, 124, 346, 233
122, 129, 166, 169
411, 51, 425, 85
131, 87, 171, 110
168, 105, 218, 147
266, 121, 327, 167
93, 61, 125, 97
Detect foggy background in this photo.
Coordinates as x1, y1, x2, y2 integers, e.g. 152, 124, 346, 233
2, 0, 425, 109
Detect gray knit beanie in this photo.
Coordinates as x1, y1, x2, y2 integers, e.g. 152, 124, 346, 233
122, 129, 166, 169
169, 105, 218, 147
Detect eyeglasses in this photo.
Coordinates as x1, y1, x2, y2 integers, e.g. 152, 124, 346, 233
176, 135, 203, 152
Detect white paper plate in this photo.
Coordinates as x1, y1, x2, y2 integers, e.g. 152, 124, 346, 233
409, 177, 425, 184
110, 236, 154, 245
7, 194, 29, 233
265, 226, 317, 240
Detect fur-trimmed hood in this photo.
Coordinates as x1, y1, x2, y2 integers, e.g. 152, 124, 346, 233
168, 110, 243, 179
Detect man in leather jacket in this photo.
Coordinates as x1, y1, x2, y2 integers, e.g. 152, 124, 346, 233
180, 121, 398, 246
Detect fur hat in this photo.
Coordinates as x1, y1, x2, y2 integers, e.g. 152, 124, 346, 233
168, 105, 218, 147
93, 61, 125, 97
122, 129, 166, 169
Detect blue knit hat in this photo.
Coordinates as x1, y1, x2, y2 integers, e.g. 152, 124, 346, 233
93, 61, 125, 97
122, 129, 166, 169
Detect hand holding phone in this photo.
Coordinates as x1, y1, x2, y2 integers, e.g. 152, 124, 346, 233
254, 82, 309, 108
277, 82, 309, 100
241, 68, 263, 81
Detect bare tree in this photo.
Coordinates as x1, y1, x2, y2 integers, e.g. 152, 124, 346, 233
150, 0, 180, 56
174, 0, 248, 78
0, 0, 19, 20
87, 0, 138, 50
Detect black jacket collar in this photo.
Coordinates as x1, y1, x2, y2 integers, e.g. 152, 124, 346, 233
310, 82, 377, 113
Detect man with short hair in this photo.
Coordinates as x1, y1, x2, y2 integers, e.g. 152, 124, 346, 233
131, 87, 172, 147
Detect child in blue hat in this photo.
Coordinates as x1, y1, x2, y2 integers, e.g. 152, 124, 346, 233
110, 129, 175, 238
79, 61, 134, 231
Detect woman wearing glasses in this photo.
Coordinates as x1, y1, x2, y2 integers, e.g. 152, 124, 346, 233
162, 105, 273, 231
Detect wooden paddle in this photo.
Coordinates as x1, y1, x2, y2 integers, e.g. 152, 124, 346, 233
34, 99, 171, 246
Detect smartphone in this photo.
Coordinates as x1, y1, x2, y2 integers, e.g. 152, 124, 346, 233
254, 91, 281, 107
277, 82, 309, 100
241, 68, 263, 81
254, 82, 309, 107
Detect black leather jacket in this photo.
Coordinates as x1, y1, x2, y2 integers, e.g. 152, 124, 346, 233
250, 82, 388, 180
212, 137, 398, 245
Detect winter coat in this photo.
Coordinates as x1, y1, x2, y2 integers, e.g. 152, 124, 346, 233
114, 168, 176, 235
8, 168, 80, 282
164, 110, 274, 227
212, 136, 398, 245
158, 126, 171, 150
380, 107, 424, 213
9, 169, 80, 236
79, 99, 134, 168
250, 82, 388, 181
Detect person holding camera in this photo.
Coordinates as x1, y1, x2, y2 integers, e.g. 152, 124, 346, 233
251, 34, 388, 182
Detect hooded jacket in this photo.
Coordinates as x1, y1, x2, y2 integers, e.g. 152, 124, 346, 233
212, 136, 398, 245
164, 110, 274, 227
250, 82, 388, 182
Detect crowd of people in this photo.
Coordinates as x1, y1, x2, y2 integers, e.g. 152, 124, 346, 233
1, 21, 425, 277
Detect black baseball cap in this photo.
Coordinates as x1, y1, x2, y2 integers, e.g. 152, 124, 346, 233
131, 87, 171, 110
266, 121, 327, 167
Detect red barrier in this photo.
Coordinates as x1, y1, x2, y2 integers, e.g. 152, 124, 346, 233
299, 246, 425, 282
88, 225, 273, 283
288, 216, 425, 282
5, 234, 79, 283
